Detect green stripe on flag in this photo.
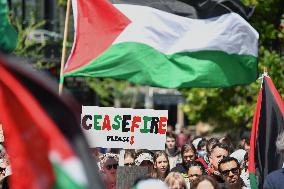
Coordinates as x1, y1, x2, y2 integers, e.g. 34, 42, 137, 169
52, 163, 86, 189
249, 173, 258, 189
64, 42, 257, 88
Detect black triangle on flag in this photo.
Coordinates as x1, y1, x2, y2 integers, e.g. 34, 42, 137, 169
249, 75, 284, 189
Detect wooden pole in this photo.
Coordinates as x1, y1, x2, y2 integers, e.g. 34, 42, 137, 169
59, 0, 71, 95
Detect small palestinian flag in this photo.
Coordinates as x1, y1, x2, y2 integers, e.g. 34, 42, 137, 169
63, 0, 259, 88
0, 56, 104, 189
249, 75, 284, 189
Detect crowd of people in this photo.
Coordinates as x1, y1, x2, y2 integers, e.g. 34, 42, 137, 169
0, 125, 283, 189
91, 129, 251, 189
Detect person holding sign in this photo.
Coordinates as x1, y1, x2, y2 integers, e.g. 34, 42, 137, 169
151, 151, 170, 181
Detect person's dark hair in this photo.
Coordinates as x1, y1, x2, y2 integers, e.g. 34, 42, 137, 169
188, 161, 206, 174
240, 131, 251, 141
209, 143, 229, 156
239, 131, 250, 148
243, 138, 250, 145
197, 138, 207, 151
191, 175, 220, 189
243, 152, 248, 171
206, 138, 219, 154
166, 132, 176, 140
244, 152, 248, 162
124, 149, 136, 159
219, 136, 235, 153
181, 143, 197, 157
1, 176, 9, 189
218, 156, 240, 172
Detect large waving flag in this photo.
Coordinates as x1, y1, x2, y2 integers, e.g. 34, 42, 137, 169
0, 55, 104, 189
63, 0, 259, 88
249, 75, 284, 189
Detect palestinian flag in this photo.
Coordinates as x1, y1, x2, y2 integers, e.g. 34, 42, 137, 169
249, 75, 284, 189
63, 0, 259, 88
0, 56, 104, 189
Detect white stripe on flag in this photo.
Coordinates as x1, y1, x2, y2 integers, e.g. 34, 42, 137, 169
113, 4, 258, 56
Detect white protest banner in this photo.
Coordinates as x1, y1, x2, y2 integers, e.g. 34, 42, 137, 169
81, 106, 168, 150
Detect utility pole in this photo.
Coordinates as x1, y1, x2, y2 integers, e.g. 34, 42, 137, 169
144, 86, 154, 109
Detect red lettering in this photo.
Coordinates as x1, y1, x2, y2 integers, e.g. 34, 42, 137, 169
158, 117, 167, 134
130, 116, 141, 132
102, 115, 111, 131
130, 136, 134, 145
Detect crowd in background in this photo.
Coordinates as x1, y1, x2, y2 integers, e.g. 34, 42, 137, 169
0, 125, 11, 189
1, 125, 284, 189
91, 127, 251, 189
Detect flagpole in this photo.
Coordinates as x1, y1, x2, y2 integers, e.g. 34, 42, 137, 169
59, 0, 71, 95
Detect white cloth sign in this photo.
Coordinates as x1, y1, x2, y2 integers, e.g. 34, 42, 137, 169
81, 106, 168, 150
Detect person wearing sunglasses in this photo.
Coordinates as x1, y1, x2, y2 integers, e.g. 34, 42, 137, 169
218, 156, 246, 189
100, 153, 119, 189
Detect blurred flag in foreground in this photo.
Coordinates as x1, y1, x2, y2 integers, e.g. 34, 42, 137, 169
249, 75, 284, 189
0, 55, 104, 189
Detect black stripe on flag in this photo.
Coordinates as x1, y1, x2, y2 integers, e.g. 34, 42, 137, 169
255, 77, 284, 188
110, 0, 254, 20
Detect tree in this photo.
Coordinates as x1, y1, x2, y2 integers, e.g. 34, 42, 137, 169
57, 0, 67, 7
86, 78, 141, 108
181, 0, 284, 132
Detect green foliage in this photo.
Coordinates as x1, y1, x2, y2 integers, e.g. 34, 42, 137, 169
86, 78, 140, 108
57, 0, 67, 7
181, 0, 284, 131
12, 15, 54, 70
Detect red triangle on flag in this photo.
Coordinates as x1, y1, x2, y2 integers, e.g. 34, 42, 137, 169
64, 0, 131, 73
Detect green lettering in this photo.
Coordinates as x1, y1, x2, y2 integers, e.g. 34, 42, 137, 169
93, 115, 102, 130
112, 115, 122, 130
140, 116, 151, 133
